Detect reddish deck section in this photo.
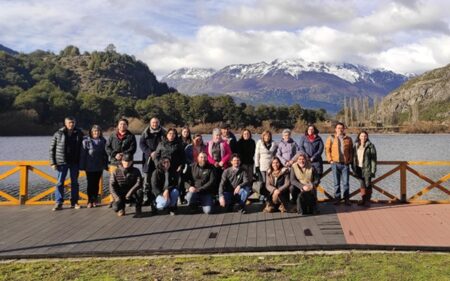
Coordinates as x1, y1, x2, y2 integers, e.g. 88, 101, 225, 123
337, 204, 450, 247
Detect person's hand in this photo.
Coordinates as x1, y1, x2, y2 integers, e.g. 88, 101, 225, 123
272, 189, 280, 203
163, 190, 169, 200
219, 196, 226, 207
234, 185, 241, 195
219, 161, 224, 167
214, 162, 221, 168
150, 151, 156, 158
177, 166, 182, 172
286, 161, 292, 167
189, 186, 198, 193
51, 165, 57, 170
125, 195, 130, 201
302, 184, 313, 192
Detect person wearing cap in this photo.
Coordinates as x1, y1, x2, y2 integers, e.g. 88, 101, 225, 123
220, 122, 238, 153
109, 154, 143, 217
276, 129, 299, 168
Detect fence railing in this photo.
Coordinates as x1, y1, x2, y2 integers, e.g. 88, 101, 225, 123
0, 160, 449, 205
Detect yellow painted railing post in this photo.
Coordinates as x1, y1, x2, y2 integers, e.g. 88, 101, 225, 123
400, 162, 407, 203
19, 165, 28, 205
98, 174, 104, 204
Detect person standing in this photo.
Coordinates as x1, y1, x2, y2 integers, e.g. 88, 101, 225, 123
218, 154, 251, 213
220, 122, 238, 153
180, 126, 193, 150
276, 129, 298, 168
139, 117, 166, 207
236, 129, 256, 186
109, 154, 143, 217
185, 134, 206, 165
79, 125, 108, 208
352, 131, 377, 206
264, 157, 290, 213
297, 124, 324, 179
206, 128, 232, 193
151, 157, 180, 215
254, 130, 277, 191
49, 116, 84, 211
184, 152, 216, 214
325, 122, 353, 205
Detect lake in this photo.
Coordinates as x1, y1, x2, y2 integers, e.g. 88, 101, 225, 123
1, 134, 449, 201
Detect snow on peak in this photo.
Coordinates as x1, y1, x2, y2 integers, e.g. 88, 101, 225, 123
164, 67, 216, 80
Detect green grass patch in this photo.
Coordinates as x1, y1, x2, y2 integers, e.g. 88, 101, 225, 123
1, 252, 449, 281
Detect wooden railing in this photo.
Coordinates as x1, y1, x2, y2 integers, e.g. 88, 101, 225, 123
0, 160, 449, 205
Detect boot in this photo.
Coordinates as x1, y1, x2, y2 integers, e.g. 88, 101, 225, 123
279, 203, 287, 213
134, 206, 142, 218
357, 195, 366, 206
263, 202, 274, 213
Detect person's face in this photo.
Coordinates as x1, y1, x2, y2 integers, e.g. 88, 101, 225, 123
92, 129, 100, 139
283, 132, 290, 141
65, 119, 75, 130
122, 160, 132, 169
182, 129, 189, 138
263, 134, 270, 143
359, 133, 368, 144
118, 121, 128, 132
167, 130, 176, 141
243, 131, 250, 140
220, 128, 228, 136
231, 157, 240, 168
213, 133, 221, 142
297, 156, 306, 167
198, 153, 207, 165
307, 126, 315, 136
194, 136, 203, 145
271, 159, 281, 170
150, 118, 159, 129
162, 159, 171, 170
335, 124, 344, 135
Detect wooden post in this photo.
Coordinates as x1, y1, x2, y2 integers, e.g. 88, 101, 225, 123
19, 165, 28, 205
400, 162, 407, 203
98, 173, 104, 204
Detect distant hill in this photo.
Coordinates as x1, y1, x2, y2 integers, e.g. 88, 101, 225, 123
162, 59, 410, 113
379, 63, 450, 124
0, 44, 18, 55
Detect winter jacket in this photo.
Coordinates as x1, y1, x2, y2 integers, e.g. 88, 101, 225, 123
254, 140, 277, 172
184, 162, 216, 194
79, 137, 108, 172
151, 168, 178, 197
105, 130, 137, 166
219, 166, 250, 196
290, 163, 319, 190
325, 134, 353, 165
153, 139, 186, 171
222, 131, 238, 153
352, 141, 377, 178
139, 125, 166, 173
276, 138, 298, 166
297, 134, 324, 174
236, 138, 256, 165
206, 140, 232, 169
49, 127, 84, 166
109, 166, 142, 201
185, 143, 207, 164
266, 167, 290, 194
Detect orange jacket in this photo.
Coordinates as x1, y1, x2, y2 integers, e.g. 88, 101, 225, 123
325, 135, 353, 165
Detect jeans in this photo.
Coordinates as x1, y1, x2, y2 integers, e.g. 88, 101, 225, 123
155, 188, 179, 210
186, 191, 213, 214
222, 186, 251, 208
332, 163, 350, 199
55, 164, 79, 205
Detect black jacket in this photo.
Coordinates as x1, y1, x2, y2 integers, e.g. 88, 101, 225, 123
219, 166, 250, 196
151, 168, 178, 197
184, 163, 216, 194
105, 130, 137, 166
236, 138, 256, 165
109, 166, 142, 200
139, 126, 166, 173
49, 127, 84, 166
153, 139, 186, 171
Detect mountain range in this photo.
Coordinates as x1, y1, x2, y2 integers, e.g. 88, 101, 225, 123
162, 59, 410, 113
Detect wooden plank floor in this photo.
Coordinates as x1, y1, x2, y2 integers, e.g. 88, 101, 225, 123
336, 204, 450, 248
0, 203, 345, 258
0, 203, 449, 258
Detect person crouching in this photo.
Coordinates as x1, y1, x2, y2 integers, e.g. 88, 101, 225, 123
151, 157, 179, 215
109, 154, 143, 217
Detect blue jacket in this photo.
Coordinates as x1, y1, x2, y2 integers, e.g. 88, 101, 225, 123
298, 135, 324, 174
79, 137, 108, 172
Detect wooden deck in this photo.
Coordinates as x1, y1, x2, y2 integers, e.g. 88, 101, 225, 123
0, 203, 449, 259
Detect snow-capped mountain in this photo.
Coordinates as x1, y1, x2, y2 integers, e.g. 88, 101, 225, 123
162, 59, 409, 113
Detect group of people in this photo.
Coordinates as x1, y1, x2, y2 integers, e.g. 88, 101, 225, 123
49, 116, 377, 217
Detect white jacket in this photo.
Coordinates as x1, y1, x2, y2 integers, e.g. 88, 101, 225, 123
254, 140, 278, 172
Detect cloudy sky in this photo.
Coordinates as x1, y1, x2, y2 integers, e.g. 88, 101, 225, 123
1, 0, 450, 77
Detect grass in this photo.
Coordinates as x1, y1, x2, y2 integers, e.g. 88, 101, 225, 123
1, 252, 449, 281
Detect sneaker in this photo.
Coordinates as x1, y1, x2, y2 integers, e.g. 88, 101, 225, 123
238, 206, 247, 214
52, 204, 63, 211
169, 207, 177, 216
71, 204, 81, 209
117, 209, 125, 217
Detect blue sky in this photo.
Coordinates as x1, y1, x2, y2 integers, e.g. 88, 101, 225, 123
1, 0, 450, 76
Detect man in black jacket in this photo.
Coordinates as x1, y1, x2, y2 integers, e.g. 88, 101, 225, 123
49, 117, 84, 211
109, 154, 143, 217
139, 117, 166, 206
184, 152, 216, 214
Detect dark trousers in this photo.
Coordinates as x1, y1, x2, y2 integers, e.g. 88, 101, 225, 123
354, 166, 373, 200
112, 189, 143, 212
86, 171, 102, 203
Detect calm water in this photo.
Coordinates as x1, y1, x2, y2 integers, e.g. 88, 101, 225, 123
1, 134, 449, 201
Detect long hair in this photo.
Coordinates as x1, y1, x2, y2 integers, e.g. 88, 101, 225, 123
261, 130, 272, 144
181, 126, 192, 144
239, 129, 252, 140
267, 156, 284, 176
355, 130, 370, 145
295, 152, 312, 168
157, 157, 171, 171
